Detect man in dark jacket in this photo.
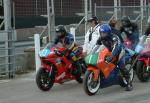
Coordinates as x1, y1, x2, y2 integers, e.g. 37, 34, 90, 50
51, 25, 83, 82
120, 16, 139, 50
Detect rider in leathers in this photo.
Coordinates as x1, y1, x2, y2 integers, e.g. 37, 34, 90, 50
97, 24, 133, 91
120, 16, 139, 50
52, 25, 83, 82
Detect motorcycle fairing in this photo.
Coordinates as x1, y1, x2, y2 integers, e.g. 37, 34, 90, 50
97, 48, 116, 78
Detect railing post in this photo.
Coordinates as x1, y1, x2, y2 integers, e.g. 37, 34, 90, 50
4, 0, 15, 78
70, 27, 76, 42
94, 3, 97, 16
114, 0, 118, 20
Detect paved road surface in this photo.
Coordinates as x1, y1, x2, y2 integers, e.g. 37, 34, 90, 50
0, 72, 150, 103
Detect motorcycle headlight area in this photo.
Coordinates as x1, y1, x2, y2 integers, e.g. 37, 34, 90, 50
39, 49, 53, 57
135, 44, 144, 53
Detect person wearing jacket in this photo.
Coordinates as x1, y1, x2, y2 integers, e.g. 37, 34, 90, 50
97, 24, 133, 91
109, 18, 123, 43
53, 25, 74, 49
120, 16, 139, 50
83, 16, 100, 55
52, 25, 83, 82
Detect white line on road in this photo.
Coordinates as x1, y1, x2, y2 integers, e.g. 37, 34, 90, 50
0, 80, 11, 84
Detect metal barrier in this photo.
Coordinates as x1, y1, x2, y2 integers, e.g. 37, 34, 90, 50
0, 30, 15, 78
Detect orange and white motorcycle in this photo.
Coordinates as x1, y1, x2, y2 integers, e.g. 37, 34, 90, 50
83, 45, 134, 95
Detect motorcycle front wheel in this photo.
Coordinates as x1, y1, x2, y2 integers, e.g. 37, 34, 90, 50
36, 67, 55, 91
83, 70, 100, 96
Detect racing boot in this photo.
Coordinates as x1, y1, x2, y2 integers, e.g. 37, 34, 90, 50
123, 69, 133, 91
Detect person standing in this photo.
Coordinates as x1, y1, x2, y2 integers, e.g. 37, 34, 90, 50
83, 16, 100, 55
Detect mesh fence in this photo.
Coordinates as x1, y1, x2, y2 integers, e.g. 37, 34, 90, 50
12, 0, 150, 31
14, 0, 84, 16
95, 6, 148, 21
95, 0, 150, 34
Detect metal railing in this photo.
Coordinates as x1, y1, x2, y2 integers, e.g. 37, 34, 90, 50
0, 30, 15, 78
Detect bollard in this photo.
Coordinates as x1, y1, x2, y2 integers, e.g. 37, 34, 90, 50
34, 34, 41, 73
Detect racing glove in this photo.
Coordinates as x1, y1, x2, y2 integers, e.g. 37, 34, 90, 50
105, 56, 113, 63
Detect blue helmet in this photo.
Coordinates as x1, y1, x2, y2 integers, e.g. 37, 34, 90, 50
99, 24, 111, 33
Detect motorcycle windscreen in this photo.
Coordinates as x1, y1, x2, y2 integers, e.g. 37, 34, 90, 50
85, 53, 98, 66
39, 48, 52, 57
97, 48, 116, 78
135, 44, 144, 53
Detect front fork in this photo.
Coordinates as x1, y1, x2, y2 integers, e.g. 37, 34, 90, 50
48, 67, 53, 77
42, 64, 54, 78
129, 54, 139, 72
146, 57, 150, 72
120, 55, 135, 84
87, 66, 99, 81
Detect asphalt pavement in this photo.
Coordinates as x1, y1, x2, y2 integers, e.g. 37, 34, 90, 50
0, 72, 150, 103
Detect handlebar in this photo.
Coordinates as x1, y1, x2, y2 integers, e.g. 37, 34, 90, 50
54, 49, 63, 56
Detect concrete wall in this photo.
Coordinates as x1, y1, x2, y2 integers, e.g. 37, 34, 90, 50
15, 24, 85, 41
15, 48, 35, 73
16, 27, 45, 41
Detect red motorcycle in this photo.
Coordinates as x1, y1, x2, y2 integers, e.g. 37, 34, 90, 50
136, 36, 150, 82
36, 43, 86, 91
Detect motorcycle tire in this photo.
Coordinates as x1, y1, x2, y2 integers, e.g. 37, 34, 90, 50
83, 70, 100, 96
136, 60, 150, 82
36, 68, 55, 91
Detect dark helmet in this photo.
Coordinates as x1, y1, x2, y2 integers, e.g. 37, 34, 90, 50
121, 16, 131, 26
56, 25, 66, 33
87, 16, 99, 24
55, 25, 67, 38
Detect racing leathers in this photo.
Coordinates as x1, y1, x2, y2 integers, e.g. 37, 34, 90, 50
97, 33, 133, 91
53, 32, 84, 77
120, 22, 139, 50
